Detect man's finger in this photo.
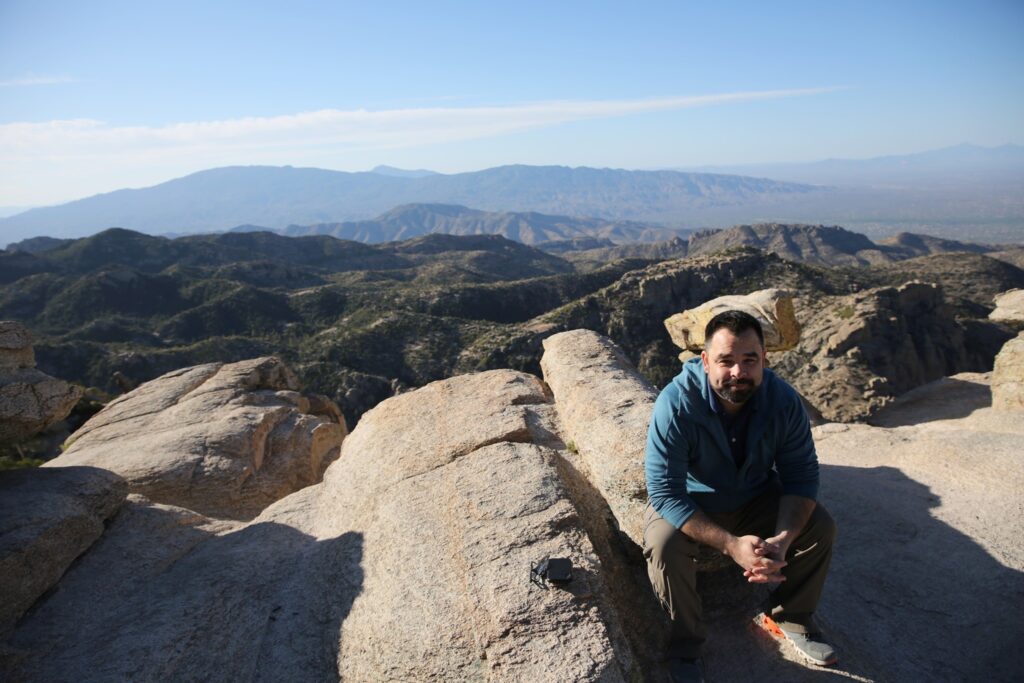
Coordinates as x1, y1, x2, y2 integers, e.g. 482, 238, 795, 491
751, 558, 787, 571
747, 573, 786, 584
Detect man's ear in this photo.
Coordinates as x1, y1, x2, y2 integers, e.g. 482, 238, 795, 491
763, 349, 769, 367
700, 350, 710, 373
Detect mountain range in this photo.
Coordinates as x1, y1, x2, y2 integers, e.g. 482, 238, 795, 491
5, 144, 1022, 249
680, 143, 1024, 189
267, 203, 685, 244
0, 165, 815, 246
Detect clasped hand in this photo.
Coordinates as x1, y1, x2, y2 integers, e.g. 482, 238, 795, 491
729, 534, 788, 584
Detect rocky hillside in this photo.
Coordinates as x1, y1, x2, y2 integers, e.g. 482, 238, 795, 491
463, 248, 1021, 418
552, 222, 1007, 272
3, 225, 1021, 452
277, 203, 683, 245
2, 333, 1021, 681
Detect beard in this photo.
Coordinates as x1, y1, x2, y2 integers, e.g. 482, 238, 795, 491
715, 379, 757, 405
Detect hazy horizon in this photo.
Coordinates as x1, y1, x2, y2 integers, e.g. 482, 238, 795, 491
2, 1, 1022, 207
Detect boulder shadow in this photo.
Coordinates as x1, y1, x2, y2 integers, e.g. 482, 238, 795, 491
817, 464, 1023, 682
4, 502, 365, 683
867, 376, 991, 427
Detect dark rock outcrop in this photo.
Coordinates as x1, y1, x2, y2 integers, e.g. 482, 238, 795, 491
773, 282, 977, 421
0, 321, 82, 441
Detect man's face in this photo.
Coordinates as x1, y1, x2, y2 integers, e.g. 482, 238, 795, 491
701, 327, 765, 408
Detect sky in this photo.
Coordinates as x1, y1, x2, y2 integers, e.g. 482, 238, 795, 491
1, 0, 1022, 207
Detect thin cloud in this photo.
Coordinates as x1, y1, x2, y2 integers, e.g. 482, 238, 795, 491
0, 88, 843, 204
1, 88, 841, 156
0, 75, 74, 87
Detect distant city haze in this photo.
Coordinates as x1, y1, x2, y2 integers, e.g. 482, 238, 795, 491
1, 2, 1021, 207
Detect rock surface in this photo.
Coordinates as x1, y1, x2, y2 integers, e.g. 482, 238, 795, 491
0, 321, 83, 441
47, 356, 347, 520
540, 329, 655, 547
4, 335, 1023, 682
664, 288, 800, 353
3, 370, 644, 682
314, 370, 637, 681
0, 321, 35, 369
990, 288, 1024, 327
773, 282, 974, 421
992, 332, 1024, 410
0, 466, 126, 638
812, 383, 1024, 682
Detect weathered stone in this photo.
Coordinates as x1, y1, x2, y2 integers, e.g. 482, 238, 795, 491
315, 370, 634, 681
664, 288, 801, 352
47, 357, 347, 520
4, 370, 638, 682
992, 332, 1024, 410
0, 321, 34, 369
540, 330, 655, 547
0, 368, 84, 441
0, 466, 126, 638
0, 321, 82, 441
990, 288, 1024, 327
772, 281, 974, 422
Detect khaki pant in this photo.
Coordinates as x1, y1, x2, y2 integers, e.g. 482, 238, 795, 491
642, 485, 837, 659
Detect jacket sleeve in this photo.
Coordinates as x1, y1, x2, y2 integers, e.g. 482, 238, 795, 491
773, 394, 820, 501
645, 390, 699, 529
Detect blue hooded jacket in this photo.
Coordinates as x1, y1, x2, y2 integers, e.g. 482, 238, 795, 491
644, 357, 819, 529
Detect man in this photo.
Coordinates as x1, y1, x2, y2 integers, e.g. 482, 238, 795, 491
643, 310, 837, 681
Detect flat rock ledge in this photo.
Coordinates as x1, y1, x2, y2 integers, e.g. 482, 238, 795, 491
47, 356, 347, 520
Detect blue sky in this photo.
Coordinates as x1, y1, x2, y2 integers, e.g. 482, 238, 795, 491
1, 0, 1022, 206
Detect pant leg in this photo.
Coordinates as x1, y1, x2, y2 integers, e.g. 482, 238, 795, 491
725, 488, 838, 634
643, 502, 704, 659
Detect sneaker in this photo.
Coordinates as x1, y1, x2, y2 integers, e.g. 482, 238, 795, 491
665, 656, 705, 683
758, 613, 838, 666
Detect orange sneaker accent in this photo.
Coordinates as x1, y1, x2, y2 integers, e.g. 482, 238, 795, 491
759, 613, 786, 638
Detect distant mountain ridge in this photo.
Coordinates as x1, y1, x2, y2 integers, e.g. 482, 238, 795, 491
270, 203, 684, 245
370, 165, 440, 178
0, 165, 820, 245
680, 143, 1024, 189
559, 222, 1004, 269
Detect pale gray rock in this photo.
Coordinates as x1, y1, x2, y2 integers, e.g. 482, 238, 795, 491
47, 357, 347, 520
992, 332, 1024, 410
0, 320, 34, 369
0, 466, 126, 638
3, 370, 638, 682
0, 368, 84, 441
540, 329, 655, 547
990, 288, 1024, 327
664, 288, 801, 353
8, 337, 1021, 682
315, 370, 634, 681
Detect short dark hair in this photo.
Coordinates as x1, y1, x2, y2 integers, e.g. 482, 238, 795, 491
704, 310, 765, 350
